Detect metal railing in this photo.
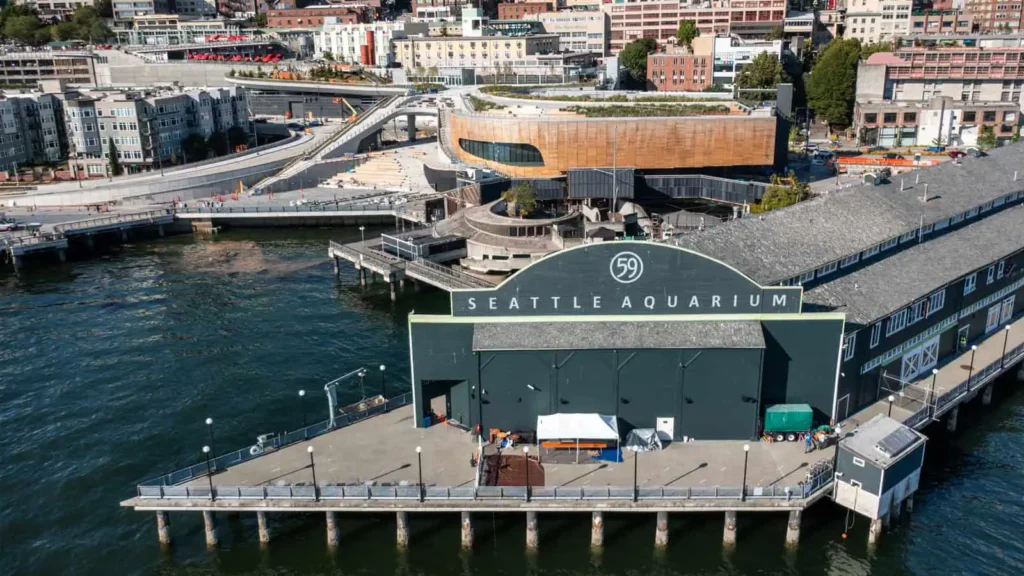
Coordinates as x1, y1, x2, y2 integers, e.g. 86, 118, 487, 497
54, 209, 172, 234
933, 341, 1024, 416
408, 257, 492, 289
1, 231, 65, 249
175, 203, 396, 215
138, 462, 833, 503
139, 390, 413, 488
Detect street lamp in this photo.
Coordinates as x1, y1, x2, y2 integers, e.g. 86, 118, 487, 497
416, 446, 423, 502
741, 444, 750, 502
968, 345, 978, 386
205, 417, 215, 469
888, 394, 896, 417
299, 389, 307, 430
633, 448, 639, 503
524, 446, 531, 503
358, 369, 367, 399
928, 368, 939, 416
308, 446, 318, 500
202, 445, 214, 501
359, 225, 366, 245
379, 364, 387, 409
1001, 325, 1012, 368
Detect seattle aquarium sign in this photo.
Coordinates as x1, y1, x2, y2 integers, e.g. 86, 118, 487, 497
450, 242, 802, 317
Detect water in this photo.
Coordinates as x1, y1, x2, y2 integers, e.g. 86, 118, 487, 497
2, 229, 1023, 576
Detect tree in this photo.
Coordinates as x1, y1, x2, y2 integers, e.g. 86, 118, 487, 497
207, 131, 229, 156
619, 37, 657, 82
254, 12, 267, 27
108, 140, 120, 176
502, 182, 537, 217
807, 38, 861, 131
765, 26, 785, 41
735, 52, 789, 100
95, 0, 113, 18
322, 50, 334, 62
51, 21, 77, 41
750, 172, 809, 213
977, 125, 997, 148
181, 133, 208, 162
69, 6, 112, 42
3, 14, 44, 45
676, 20, 699, 50
227, 126, 248, 149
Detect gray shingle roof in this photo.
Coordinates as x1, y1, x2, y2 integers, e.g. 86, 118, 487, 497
804, 204, 1024, 326
674, 144, 1024, 285
472, 320, 765, 350
841, 414, 926, 468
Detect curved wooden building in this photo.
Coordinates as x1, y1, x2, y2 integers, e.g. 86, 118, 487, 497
445, 110, 781, 178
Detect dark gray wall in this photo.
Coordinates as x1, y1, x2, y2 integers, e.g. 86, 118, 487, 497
761, 319, 844, 425
880, 443, 926, 493
678, 349, 762, 440
837, 447, 883, 495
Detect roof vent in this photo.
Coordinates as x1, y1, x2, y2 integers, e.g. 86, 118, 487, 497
920, 183, 930, 203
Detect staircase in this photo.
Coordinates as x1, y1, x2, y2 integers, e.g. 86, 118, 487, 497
250, 97, 404, 195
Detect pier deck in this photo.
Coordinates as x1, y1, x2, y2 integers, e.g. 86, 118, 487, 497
132, 402, 832, 512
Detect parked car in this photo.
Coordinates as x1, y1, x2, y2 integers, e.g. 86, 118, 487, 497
883, 153, 905, 160
925, 145, 946, 153
948, 150, 967, 159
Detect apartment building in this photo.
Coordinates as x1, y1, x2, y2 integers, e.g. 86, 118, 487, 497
0, 52, 98, 88
909, 9, 975, 34
854, 41, 1024, 146
531, 10, 610, 55
647, 35, 783, 91
602, 0, 786, 54
267, 6, 369, 28
174, 0, 216, 17
115, 15, 240, 45
59, 86, 248, 176
845, 0, 912, 45
315, 21, 429, 66
498, 1, 554, 19
964, 0, 1023, 32
113, 0, 156, 23
0, 92, 66, 173
24, 0, 94, 20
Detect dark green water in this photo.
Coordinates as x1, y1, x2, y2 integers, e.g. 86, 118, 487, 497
2, 229, 1023, 576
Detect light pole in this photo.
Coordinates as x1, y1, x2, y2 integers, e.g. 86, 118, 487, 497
379, 364, 387, 407
1001, 325, 1011, 368
358, 369, 367, 399
928, 368, 939, 416
968, 345, 978, 386
524, 446, 531, 503
633, 448, 639, 502
888, 394, 895, 417
359, 225, 366, 245
741, 444, 750, 502
416, 446, 423, 502
205, 417, 215, 468
203, 445, 214, 501
299, 389, 307, 429
308, 446, 318, 500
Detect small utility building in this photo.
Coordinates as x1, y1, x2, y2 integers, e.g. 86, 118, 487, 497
408, 242, 845, 441
834, 414, 927, 520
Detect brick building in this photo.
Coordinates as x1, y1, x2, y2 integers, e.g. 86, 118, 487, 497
497, 1, 553, 19
267, 6, 369, 28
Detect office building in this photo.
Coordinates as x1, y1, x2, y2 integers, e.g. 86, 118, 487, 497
532, 10, 610, 55
845, 0, 913, 45
647, 35, 783, 92
316, 21, 430, 66
0, 52, 98, 88
498, 1, 554, 19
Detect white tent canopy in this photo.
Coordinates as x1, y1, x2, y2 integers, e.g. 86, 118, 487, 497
536, 413, 620, 442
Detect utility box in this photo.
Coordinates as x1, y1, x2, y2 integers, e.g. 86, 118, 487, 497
834, 414, 927, 520
763, 403, 813, 434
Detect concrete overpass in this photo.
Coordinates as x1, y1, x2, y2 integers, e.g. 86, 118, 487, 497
227, 77, 413, 97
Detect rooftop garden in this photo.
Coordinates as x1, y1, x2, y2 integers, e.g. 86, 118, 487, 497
560, 103, 731, 118
468, 95, 506, 112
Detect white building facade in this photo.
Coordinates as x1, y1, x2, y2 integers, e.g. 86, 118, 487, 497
315, 21, 430, 66
532, 11, 609, 56
845, 0, 913, 45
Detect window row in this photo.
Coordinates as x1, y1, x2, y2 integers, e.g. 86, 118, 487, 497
458, 139, 544, 166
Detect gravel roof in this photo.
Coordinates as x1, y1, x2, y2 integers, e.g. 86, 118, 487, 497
674, 144, 1024, 285
472, 320, 766, 350
804, 204, 1024, 326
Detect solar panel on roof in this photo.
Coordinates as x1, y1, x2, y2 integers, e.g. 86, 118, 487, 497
875, 426, 919, 459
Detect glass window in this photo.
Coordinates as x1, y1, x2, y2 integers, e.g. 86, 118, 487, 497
903, 112, 917, 123
864, 112, 878, 123
983, 110, 997, 122
458, 139, 544, 166
883, 112, 897, 123
963, 111, 977, 122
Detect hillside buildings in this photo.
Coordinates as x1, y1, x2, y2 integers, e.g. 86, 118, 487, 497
647, 35, 784, 92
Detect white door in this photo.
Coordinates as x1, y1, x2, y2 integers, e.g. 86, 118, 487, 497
901, 347, 922, 381
1000, 295, 1015, 325
986, 304, 1002, 334
656, 417, 674, 442
920, 336, 939, 373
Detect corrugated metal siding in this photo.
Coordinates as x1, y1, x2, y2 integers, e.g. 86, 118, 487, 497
639, 175, 767, 204
567, 168, 636, 199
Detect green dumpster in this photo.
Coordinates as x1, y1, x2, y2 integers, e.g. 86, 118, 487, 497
764, 404, 813, 435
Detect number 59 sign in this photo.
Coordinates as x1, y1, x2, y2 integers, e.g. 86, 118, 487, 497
609, 252, 644, 284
